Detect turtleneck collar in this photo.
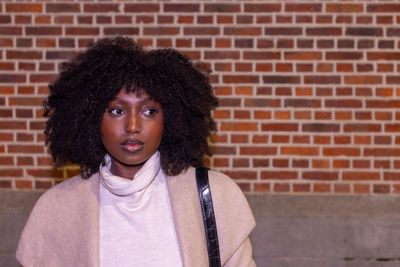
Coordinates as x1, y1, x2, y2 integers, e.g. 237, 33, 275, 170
99, 151, 161, 196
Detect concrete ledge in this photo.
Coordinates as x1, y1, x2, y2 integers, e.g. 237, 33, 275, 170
247, 194, 400, 267
2, 191, 400, 267
0, 191, 42, 267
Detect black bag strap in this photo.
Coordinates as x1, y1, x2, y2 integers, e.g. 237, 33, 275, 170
195, 167, 222, 267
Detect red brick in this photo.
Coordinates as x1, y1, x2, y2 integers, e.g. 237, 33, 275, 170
0, 169, 23, 177
183, 27, 218, 35
373, 184, 390, 194
326, 52, 363, 60
232, 158, 249, 168
0, 17, 10, 24
261, 123, 297, 131
254, 183, 271, 192
240, 146, 276, 156
326, 99, 362, 108
66, 27, 99, 35
344, 75, 382, 85
344, 123, 381, 132
343, 172, 379, 181
244, 51, 280, 60
204, 4, 240, 13
224, 27, 261, 36
281, 147, 318, 156
35, 181, 53, 190
164, 3, 199, 12
235, 63, 252, 72
384, 63, 398, 73
304, 75, 341, 84
306, 27, 341, 36
9, 97, 44, 106
285, 52, 321, 60
273, 159, 289, 168
204, 51, 239, 60
244, 4, 281, 12
263, 76, 300, 84
323, 147, 360, 156
237, 15, 253, 24
54, 16, 74, 24
367, 100, 400, 108
96, 16, 112, 24
0, 108, 10, 117
337, 16, 353, 24
354, 184, 370, 194
0, 74, 25, 83
314, 184, 331, 193
6, 3, 42, 13
0, 121, 26, 130
0, 133, 12, 142
265, 27, 302, 36
26, 27, 62, 36
285, 4, 322, 12
8, 145, 43, 153
19, 63, 35, 71
36, 38, 56, 48
223, 75, 259, 84
284, 99, 320, 108
220, 122, 257, 131
261, 171, 297, 180
333, 160, 350, 168
83, 4, 119, 13
30, 74, 58, 83
0, 62, 14, 71
231, 134, 248, 143
17, 156, 34, 166
216, 15, 233, 24
7, 50, 42, 60
0, 156, 13, 165
293, 183, 311, 192
115, 16, 132, 24
303, 172, 338, 181
46, 3, 80, 13
276, 15, 292, 24
375, 160, 390, 168
346, 27, 383, 36
367, 4, 400, 12
274, 183, 290, 193
177, 16, 194, 24
0, 27, 22, 36
235, 86, 253, 95
326, 4, 363, 13
103, 27, 139, 36
125, 4, 159, 13
272, 135, 290, 143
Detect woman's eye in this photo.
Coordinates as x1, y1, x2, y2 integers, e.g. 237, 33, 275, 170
142, 107, 158, 117
108, 107, 125, 116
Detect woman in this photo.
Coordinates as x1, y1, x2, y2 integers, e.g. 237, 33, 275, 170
16, 37, 256, 267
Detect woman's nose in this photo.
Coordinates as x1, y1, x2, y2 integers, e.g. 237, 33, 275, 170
125, 113, 141, 133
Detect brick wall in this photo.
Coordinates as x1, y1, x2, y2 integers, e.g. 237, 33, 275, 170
1, 0, 400, 194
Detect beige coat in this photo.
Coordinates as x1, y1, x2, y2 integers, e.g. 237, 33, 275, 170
16, 167, 256, 266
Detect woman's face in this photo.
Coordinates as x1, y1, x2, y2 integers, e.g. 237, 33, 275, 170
100, 89, 164, 179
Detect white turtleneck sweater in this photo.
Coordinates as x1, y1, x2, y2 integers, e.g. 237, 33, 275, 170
99, 152, 183, 267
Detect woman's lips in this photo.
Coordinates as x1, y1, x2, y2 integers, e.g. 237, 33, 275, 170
120, 139, 144, 152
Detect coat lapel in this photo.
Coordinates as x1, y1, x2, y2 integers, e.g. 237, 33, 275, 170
166, 167, 209, 267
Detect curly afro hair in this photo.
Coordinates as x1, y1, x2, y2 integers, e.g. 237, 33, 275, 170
44, 37, 218, 178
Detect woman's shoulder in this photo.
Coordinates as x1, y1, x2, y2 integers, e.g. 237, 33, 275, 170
189, 167, 256, 264
205, 168, 255, 228
177, 166, 255, 231
30, 173, 99, 217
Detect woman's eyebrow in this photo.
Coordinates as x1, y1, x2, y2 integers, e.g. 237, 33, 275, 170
111, 96, 154, 104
